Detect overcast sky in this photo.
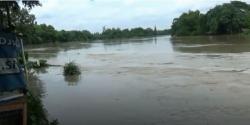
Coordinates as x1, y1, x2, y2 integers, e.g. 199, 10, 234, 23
31, 0, 250, 32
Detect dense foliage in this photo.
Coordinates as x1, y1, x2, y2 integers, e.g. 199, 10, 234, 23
171, 1, 250, 36
9, 9, 94, 44
27, 73, 59, 125
63, 62, 81, 76
27, 92, 58, 125
2, 5, 170, 44
19, 24, 166, 44
0, 1, 40, 30
171, 10, 205, 36
101, 27, 169, 39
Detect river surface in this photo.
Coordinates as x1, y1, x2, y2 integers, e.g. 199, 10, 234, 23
27, 35, 250, 125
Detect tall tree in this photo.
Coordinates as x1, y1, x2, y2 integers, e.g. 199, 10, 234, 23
171, 1, 250, 36
206, 1, 250, 34
171, 10, 205, 36
0, 0, 41, 30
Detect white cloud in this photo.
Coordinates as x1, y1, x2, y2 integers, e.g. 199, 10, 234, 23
31, 0, 250, 32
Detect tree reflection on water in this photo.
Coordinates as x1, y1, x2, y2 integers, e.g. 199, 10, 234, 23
64, 75, 81, 86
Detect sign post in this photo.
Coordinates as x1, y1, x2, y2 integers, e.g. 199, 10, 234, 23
0, 31, 27, 125
0, 32, 26, 92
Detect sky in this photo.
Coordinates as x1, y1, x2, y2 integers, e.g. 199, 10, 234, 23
31, 0, 250, 32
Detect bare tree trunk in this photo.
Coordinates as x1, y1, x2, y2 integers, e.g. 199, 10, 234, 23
0, 11, 3, 27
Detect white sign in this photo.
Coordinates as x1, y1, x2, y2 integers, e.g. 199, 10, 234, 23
0, 58, 20, 74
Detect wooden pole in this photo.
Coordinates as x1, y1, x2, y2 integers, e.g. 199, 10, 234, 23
20, 38, 28, 81
20, 38, 28, 125
23, 96, 27, 125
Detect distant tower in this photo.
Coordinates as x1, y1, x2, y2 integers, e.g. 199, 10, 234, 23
102, 26, 106, 33
154, 25, 157, 44
154, 25, 157, 36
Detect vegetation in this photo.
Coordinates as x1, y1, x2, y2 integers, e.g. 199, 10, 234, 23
101, 27, 169, 39
1, 2, 57, 124
7, 8, 95, 44
63, 62, 81, 76
29, 59, 49, 69
6, 8, 170, 44
27, 92, 59, 125
18, 50, 49, 69
1, 2, 170, 44
27, 72, 59, 125
0, 0, 40, 31
171, 1, 250, 36
171, 10, 205, 36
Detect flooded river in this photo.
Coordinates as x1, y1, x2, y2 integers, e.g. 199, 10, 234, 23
27, 35, 250, 125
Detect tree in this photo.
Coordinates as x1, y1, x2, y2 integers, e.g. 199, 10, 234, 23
100, 27, 165, 39
11, 8, 37, 43
171, 1, 250, 36
0, 0, 41, 30
206, 1, 250, 34
171, 10, 205, 36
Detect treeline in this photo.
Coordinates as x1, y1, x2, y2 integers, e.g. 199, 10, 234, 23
101, 27, 170, 39
9, 9, 93, 44
22, 25, 169, 44
33, 25, 94, 43
7, 9, 170, 44
171, 1, 250, 36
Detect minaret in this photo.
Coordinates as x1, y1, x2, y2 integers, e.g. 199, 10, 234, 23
154, 25, 157, 36
102, 26, 106, 33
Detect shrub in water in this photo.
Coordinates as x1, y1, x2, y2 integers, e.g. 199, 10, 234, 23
39, 60, 48, 67
32, 59, 49, 68
18, 51, 29, 65
63, 62, 81, 75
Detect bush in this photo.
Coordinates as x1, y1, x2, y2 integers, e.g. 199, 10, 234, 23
30, 60, 49, 69
39, 60, 48, 67
18, 51, 29, 65
63, 62, 81, 75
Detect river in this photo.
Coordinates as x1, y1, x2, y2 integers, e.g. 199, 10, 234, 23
27, 35, 250, 125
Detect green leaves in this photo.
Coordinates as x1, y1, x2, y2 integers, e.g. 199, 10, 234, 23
206, 1, 249, 34
63, 62, 81, 76
0, 0, 41, 29
171, 10, 205, 36
171, 1, 250, 36
101, 27, 162, 39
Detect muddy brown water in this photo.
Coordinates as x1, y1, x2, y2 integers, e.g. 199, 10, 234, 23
27, 35, 250, 125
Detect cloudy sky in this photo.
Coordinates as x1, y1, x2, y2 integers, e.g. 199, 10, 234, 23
31, 0, 250, 32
